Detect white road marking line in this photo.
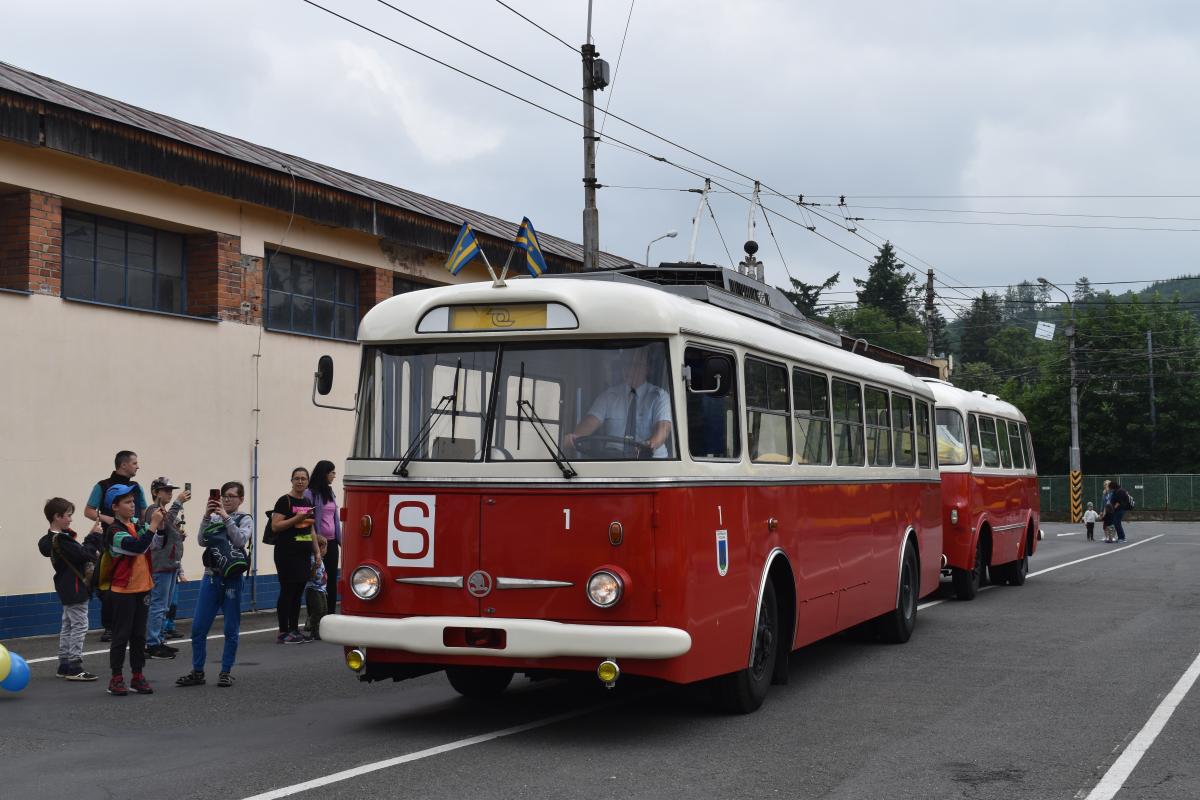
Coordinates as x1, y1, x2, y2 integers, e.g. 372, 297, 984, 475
238, 704, 608, 800
917, 535, 1164, 611
1057, 531, 1082, 537
1083, 644, 1200, 800
1028, 535, 1163, 577
24, 626, 279, 666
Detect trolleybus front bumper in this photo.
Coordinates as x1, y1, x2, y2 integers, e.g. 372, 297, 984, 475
321, 614, 692, 660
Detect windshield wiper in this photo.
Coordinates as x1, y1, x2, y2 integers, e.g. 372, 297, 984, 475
395, 359, 462, 477
517, 399, 576, 478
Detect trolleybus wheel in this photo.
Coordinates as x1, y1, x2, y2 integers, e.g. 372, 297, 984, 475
1007, 553, 1028, 586
445, 666, 514, 699
876, 539, 919, 644
714, 580, 778, 714
952, 537, 985, 601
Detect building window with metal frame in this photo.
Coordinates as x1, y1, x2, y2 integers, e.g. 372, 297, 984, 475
266, 252, 359, 340
62, 210, 185, 314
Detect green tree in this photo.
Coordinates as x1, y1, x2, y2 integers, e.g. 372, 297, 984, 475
854, 242, 918, 326
957, 292, 1005, 363
826, 305, 927, 355
779, 271, 839, 318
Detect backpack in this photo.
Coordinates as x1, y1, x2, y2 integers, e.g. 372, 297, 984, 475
262, 511, 278, 546
1121, 491, 1135, 510
38, 531, 53, 558
201, 513, 250, 579
89, 527, 116, 593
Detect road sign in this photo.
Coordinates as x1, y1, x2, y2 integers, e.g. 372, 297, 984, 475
1035, 321, 1056, 341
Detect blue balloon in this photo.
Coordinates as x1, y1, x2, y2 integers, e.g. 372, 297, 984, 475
0, 652, 30, 692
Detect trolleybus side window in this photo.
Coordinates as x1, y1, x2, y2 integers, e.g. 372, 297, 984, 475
745, 357, 791, 463
916, 399, 933, 468
977, 415, 1001, 468
967, 413, 982, 467
996, 418, 1014, 468
1007, 420, 1026, 470
684, 346, 740, 460
935, 408, 967, 466
864, 387, 892, 466
891, 392, 916, 467
793, 367, 831, 465
832, 378, 865, 466
1020, 423, 1036, 472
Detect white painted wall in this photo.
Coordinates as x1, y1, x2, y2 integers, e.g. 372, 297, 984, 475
0, 292, 361, 597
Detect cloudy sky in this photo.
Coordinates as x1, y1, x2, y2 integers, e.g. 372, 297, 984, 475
3, 0, 1199, 316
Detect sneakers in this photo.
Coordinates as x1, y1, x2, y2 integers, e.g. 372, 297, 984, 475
283, 632, 307, 644
56, 662, 70, 678
107, 675, 128, 696
100, 629, 113, 642
63, 663, 98, 681
129, 674, 154, 694
163, 629, 182, 640
147, 645, 176, 660
217, 672, 235, 688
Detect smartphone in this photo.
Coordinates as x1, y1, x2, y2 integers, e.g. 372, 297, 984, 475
209, 488, 220, 501
184, 482, 191, 493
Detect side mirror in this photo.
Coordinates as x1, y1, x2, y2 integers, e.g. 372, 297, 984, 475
315, 355, 334, 396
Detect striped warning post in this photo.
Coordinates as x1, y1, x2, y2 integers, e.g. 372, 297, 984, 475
1070, 470, 1083, 523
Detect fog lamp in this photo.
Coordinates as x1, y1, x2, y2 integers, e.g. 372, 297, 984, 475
597, 659, 620, 687
346, 649, 366, 673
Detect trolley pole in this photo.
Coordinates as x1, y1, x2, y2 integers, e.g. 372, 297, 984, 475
1040, 277, 1082, 522
1147, 329, 1157, 453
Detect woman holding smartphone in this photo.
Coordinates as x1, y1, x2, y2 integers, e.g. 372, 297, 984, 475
271, 467, 318, 644
304, 460, 342, 617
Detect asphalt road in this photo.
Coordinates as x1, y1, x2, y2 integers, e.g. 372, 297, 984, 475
3, 521, 1199, 800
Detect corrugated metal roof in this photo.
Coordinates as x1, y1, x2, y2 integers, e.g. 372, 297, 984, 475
0, 62, 634, 270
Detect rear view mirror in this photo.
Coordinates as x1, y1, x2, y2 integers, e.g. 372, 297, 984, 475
315, 355, 334, 396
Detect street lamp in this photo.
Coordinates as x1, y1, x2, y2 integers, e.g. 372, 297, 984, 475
1039, 277, 1082, 522
645, 230, 677, 268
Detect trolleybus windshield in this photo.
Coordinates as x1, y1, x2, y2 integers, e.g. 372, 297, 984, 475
353, 339, 677, 463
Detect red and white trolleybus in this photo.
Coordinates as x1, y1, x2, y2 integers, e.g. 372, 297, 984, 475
923, 379, 1040, 600
320, 265, 943, 711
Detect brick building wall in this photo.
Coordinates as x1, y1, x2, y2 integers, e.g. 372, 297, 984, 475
0, 189, 62, 294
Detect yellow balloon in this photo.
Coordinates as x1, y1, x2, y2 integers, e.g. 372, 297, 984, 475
0, 643, 10, 683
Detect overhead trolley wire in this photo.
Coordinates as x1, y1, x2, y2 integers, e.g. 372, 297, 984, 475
492, 0, 579, 52
598, 0, 636, 139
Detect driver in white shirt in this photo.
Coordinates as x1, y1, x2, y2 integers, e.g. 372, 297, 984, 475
564, 348, 673, 458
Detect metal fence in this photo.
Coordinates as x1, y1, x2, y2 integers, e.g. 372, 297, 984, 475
1039, 474, 1200, 515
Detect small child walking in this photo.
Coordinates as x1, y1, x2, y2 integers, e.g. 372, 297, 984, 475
1082, 502, 1099, 541
304, 535, 329, 641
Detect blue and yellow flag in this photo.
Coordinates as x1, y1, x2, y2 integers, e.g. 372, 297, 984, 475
446, 222, 481, 276
515, 217, 548, 277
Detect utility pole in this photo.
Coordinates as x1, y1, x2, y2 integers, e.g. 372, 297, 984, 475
1040, 277, 1082, 522
580, 2, 608, 272
1147, 329, 1157, 452
925, 269, 935, 359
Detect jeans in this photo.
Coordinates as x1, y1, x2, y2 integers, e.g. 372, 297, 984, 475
1113, 508, 1127, 541
58, 602, 89, 664
109, 591, 149, 676
146, 570, 177, 648
191, 573, 244, 674
324, 540, 340, 613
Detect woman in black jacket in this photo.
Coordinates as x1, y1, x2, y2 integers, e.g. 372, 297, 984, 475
271, 467, 319, 643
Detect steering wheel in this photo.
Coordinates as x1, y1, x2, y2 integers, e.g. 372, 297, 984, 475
571, 435, 651, 459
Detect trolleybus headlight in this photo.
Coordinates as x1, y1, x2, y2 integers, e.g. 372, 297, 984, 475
587, 570, 623, 608
351, 565, 382, 600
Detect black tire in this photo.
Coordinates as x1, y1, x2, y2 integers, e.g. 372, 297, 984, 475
877, 540, 919, 644
989, 562, 1011, 586
1008, 553, 1028, 586
952, 536, 985, 601
445, 666, 514, 699
714, 580, 778, 714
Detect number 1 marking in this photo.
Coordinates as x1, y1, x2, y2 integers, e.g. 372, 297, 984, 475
563, 508, 571, 531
